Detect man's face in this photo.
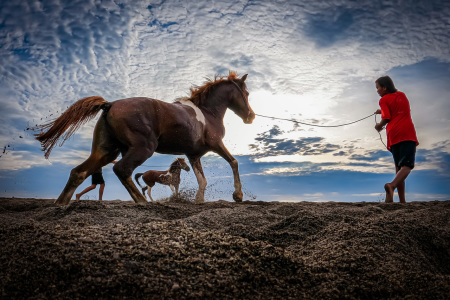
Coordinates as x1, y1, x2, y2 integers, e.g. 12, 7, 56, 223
376, 82, 387, 97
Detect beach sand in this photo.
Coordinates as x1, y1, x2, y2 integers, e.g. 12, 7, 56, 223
1, 197, 449, 298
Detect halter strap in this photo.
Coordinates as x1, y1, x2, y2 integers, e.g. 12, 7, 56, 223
171, 159, 182, 169
230, 79, 251, 111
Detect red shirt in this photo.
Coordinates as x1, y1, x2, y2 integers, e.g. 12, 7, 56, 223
379, 91, 419, 151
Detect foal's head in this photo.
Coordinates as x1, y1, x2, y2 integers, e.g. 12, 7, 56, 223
171, 158, 191, 172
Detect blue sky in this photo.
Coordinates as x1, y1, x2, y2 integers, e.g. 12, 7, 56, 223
0, 0, 449, 202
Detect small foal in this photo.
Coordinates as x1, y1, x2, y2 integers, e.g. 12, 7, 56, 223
135, 158, 191, 201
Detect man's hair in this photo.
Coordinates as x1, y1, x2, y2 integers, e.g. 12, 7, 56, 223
376, 76, 397, 93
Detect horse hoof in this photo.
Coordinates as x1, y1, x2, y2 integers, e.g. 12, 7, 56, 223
195, 197, 204, 204
233, 191, 243, 202
54, 197, 70, 205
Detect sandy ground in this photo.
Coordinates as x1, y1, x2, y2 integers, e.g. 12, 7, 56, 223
0, 197, 449, 299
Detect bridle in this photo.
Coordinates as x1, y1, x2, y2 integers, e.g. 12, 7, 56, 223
172, 158, 184, 170
230, 79, 251, 111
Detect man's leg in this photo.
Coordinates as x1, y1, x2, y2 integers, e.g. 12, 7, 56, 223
397, 181, 406, 203
392, 166, 410, 203
99, 183, 105, 201
385, 166, 411, 203
76, 184, 97, 200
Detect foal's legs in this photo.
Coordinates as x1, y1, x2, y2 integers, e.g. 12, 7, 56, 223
174, 183, 180, 196
213, 142, 243, 202
188, 156, 207, 203
169, 184, 176, 195
147, 186, 154, 202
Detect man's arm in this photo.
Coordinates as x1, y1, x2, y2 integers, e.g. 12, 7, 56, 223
375, 119, 389, 132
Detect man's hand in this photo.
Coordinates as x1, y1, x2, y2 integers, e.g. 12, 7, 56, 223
375, 123, 384, 132
375, 119, 389, 132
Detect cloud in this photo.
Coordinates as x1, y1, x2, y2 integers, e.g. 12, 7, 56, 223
415, 140, 450, 176
304, 6, 356, 47
249, 125, 342, 157
350, 150, 391, 162
1, 0, 449, 201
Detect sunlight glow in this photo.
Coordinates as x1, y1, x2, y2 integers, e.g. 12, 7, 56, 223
223, 89, 340, 155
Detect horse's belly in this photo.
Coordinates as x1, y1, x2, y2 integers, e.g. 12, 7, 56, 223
156, 132, 204, 155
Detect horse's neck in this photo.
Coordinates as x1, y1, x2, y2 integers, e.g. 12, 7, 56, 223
169, 166, 181, 174
200, 86, 229, 120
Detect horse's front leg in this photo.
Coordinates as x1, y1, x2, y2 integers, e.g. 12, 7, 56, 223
213, 142, 243, 202
187, 156, 207, 203
169, 184, 176, 195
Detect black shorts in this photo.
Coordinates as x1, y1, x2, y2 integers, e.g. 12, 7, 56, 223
391, 141, 416, 169
92, 173, 105, 185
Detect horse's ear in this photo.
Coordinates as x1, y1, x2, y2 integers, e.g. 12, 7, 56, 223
241, 74, 248, 82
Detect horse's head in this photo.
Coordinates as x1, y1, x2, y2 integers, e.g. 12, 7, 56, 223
175, 157, 191, 172
228, 74, 255, 124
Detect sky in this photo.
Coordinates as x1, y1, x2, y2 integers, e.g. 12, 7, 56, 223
0, 0, 449, 203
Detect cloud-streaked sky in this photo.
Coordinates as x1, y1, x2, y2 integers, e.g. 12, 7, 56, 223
1, 0, 449, 202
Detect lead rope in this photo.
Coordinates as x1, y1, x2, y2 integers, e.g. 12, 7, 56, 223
375, 113, 388, 149
256, 112, 387, 148
255, 113, 375, 128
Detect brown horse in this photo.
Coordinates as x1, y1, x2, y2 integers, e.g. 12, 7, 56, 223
35, 72, 255, 205
135, 157, 191, 202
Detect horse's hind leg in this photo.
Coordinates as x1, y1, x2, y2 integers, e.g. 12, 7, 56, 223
113, 146, 153, 204
55, 150, 119, 205
55, 118, 119, 205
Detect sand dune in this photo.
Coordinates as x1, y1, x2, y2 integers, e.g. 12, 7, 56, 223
1, 197, 449, 298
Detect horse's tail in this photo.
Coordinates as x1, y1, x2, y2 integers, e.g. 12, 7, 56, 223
135, 173, 144, 189
34, 96, 110, 159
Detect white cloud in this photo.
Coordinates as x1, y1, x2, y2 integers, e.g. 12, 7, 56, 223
0, 148, 90, 171
1, 0, 449, 177
273, 192, 345, 203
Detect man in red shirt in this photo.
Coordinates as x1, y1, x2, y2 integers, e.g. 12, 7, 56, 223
375, 76, 419, 203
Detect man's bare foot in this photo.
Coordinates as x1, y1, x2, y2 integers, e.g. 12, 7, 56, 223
384, 183, 394, 203
75, 193, 81, 201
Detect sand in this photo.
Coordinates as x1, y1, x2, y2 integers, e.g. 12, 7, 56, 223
1, 197, 449, 299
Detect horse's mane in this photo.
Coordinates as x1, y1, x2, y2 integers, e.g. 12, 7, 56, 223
183, 71, 240, 106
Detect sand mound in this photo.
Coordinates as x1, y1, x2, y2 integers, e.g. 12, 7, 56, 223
1, 198, 449, 298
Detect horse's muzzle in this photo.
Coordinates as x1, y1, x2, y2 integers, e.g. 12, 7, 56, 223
244, 111, 256, 124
